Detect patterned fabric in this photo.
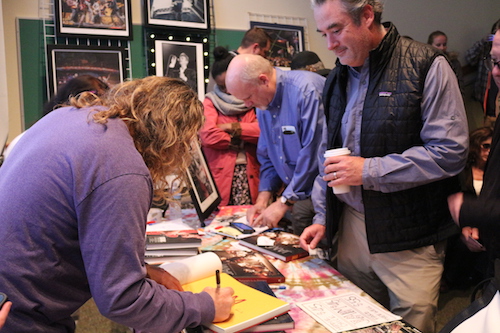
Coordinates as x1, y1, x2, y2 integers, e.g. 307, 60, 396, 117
228, 164, 252, 205
464, 36, 492, 103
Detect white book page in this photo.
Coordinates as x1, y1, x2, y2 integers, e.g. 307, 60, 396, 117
159, 252, 222, 285
297, 292, 401, 332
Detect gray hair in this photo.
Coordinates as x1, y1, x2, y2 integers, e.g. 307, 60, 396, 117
237, 55, 274, 85
311, 0, 384, 26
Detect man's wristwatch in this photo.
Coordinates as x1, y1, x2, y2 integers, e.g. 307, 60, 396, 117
280, 196, 295, 206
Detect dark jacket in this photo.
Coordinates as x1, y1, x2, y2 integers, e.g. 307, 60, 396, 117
323, 23, 459, 254
461, 115, 500, 273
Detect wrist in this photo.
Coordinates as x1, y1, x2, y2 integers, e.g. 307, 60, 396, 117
280, 196, 295, 207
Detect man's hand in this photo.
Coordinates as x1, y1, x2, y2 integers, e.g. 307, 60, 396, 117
146, 264, 183, 291
447, 192, 464, 225
323, 155, 365, 187
252, 200, 289, 229
247, 192, 272, 225
203, 286, 235, 322
299, 224, 326, 250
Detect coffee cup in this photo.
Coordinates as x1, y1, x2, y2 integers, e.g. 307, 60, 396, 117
324, 148, 352, 194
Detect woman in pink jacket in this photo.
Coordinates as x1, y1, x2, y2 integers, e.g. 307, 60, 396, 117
200, 47, 260, 206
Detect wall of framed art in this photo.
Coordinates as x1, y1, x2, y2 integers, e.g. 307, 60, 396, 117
4, 0, 499, 143
17, 17, 240, 129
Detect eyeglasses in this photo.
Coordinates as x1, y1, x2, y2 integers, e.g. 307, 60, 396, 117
485, 57, 500, 71
481, 143, 491, 150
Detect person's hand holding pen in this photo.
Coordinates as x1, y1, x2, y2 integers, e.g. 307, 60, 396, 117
202, 269, 235, 322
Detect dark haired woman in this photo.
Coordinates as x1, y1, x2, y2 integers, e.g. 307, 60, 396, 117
199, 46, 260, 206
442, 127, 492, 291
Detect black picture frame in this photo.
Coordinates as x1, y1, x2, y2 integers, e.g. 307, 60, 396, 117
186, 142, 221, 224
144, 0, 209, 31
46, 44, 127, 98
150, 36, 207, 98
54, 0, 133, 39
250, 21, 305, 67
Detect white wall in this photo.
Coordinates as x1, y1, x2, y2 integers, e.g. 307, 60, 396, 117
2, 0, 499, 142
383, 0, 499, 64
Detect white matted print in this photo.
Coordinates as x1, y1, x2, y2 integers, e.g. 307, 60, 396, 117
154, 39, 204, 98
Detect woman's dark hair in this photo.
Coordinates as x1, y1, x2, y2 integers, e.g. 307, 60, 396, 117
43, 75, 109, 115
211, 46, 235, 79
427, 30, 446, 45
491, 18, 500, 34
467, 126, 493, 168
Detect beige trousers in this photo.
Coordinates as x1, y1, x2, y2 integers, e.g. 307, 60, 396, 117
337, 205, 445, 333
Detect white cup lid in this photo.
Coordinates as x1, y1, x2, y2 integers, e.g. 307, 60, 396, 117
324, 147, 351, 157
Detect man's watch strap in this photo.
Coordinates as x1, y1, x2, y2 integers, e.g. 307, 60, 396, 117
280, 196, 295, 206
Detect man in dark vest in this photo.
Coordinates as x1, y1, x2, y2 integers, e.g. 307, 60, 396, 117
299, 1, 469, 332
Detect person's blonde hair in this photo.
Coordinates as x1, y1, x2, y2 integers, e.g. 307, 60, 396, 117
71, 76, 204, 204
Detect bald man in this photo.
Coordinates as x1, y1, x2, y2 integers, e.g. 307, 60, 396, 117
226, 54, 325, 235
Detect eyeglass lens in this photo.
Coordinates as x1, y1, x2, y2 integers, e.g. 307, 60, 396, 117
485, 58, 500, 71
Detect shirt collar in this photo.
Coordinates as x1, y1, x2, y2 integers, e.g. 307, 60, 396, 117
268, 68, 284, 110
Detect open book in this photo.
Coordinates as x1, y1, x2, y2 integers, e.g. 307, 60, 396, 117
160, 253, 290, 333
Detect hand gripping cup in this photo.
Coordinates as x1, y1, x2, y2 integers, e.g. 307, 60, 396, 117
324, 147, 352, 194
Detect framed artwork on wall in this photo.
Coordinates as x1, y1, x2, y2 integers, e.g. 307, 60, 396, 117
144, 0, 209, 31
186, 142, 221, 224
250, 21, 305, 67
153, 38, 206, 98
46, 44, 126, 97
54, 0, 133, 39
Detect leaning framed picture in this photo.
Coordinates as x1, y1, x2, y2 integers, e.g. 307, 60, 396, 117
145, 0, 209, 31
250, 21, 305, 67
153, 38, 205, 98
186, 142, 221, 224
46, 44, 126, 98
54, 0, 132, 39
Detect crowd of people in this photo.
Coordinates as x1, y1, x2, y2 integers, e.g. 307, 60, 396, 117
1, 0, 500, 332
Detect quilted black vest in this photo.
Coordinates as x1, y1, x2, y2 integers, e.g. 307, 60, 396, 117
323, 23, 459, 254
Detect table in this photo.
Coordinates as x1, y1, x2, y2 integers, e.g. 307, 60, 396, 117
174, 207, 406, 333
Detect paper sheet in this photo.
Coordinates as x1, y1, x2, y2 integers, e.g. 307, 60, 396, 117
297, 292, 401, 332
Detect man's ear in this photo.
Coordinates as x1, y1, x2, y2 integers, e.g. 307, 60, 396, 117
361, 4, 375, 28
251, 43, 261, 55
258, 73, 269, 86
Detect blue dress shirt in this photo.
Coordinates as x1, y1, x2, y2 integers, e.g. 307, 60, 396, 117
256, 68, 326, 202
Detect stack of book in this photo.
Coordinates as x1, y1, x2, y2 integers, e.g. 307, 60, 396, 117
206, 250, 286, 284
164, 253, 293, 333
145, 229, 202, 265
239, 231, 309, 262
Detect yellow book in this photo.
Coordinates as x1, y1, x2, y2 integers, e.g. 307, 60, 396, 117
183, 272, 291, 333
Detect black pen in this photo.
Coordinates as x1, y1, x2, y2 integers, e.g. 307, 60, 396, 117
216, 269, 221, 291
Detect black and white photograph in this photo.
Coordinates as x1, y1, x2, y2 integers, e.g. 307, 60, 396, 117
186, 142, 221, 223
145, 0, 209, 30
46, 44, 126, 97
54, 0, 132, 39
154, 39, 204, 97
250, 21, 305, 67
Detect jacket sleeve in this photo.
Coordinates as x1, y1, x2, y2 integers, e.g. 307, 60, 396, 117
239, 109, 260, 145
78, 175, 215, 332
199, 98, 231, 150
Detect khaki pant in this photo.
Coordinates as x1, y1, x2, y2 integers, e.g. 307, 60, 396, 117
337, 206, 445, 333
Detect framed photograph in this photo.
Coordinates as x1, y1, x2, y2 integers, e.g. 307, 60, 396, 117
186, 142, 221, 224
46, 44, 126, 97
145, 0, 209, 31
250, 21, 305, 67
54, 0, 132, 39
154, 39, 205, 97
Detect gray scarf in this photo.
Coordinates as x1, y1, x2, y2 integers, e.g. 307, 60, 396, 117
205, 85, 251, 116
